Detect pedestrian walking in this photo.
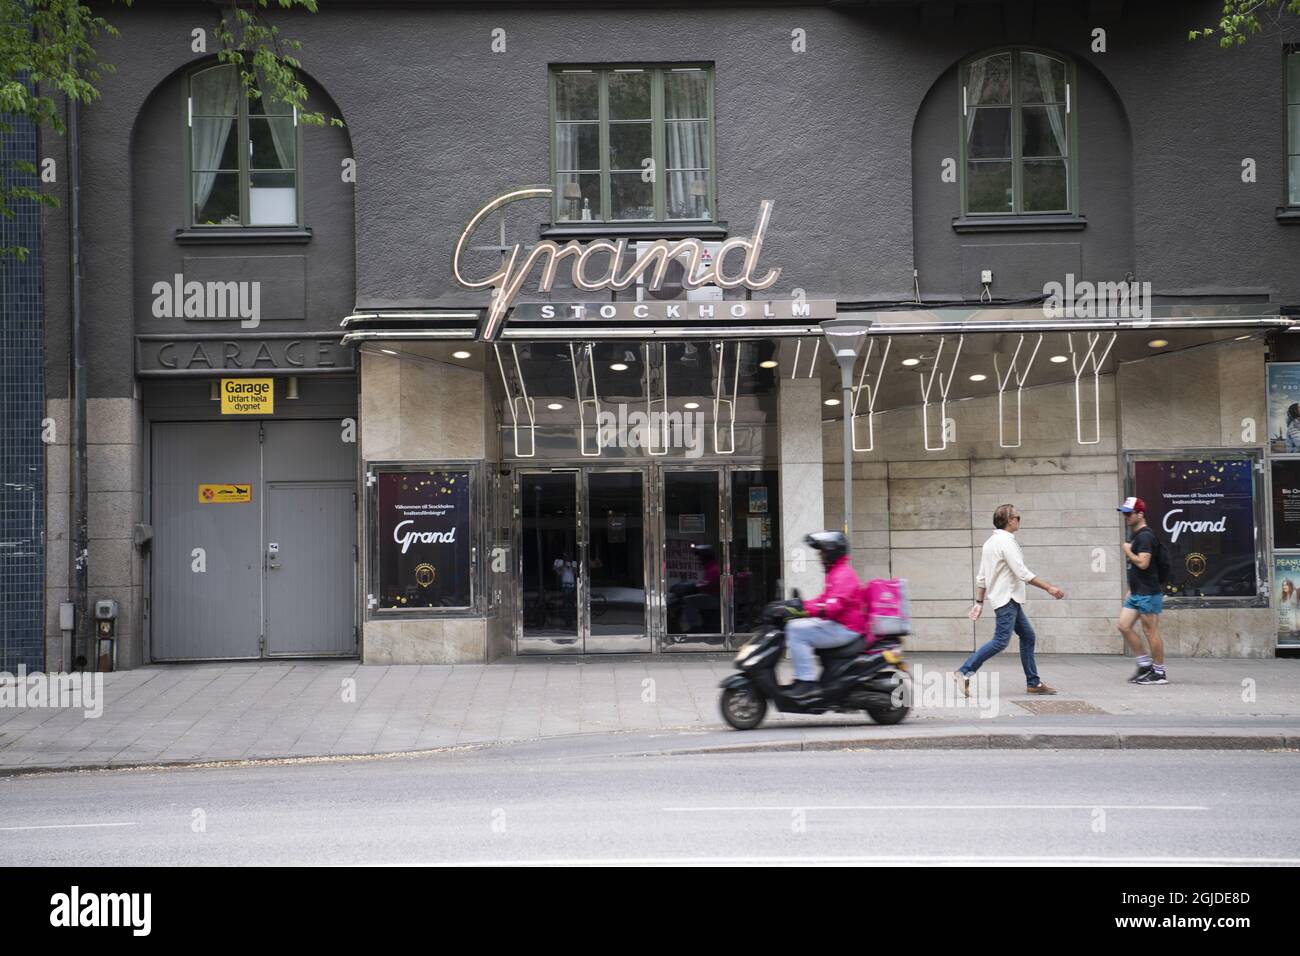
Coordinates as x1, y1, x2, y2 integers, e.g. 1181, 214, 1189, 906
958, 504, 1065, 696
1116, 496, 1168, 685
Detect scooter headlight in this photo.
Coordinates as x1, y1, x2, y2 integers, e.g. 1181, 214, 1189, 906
735, 642, 757, 664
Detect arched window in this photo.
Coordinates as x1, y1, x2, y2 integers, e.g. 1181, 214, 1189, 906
961, 49, 1075, 216
187, 63, 301, 227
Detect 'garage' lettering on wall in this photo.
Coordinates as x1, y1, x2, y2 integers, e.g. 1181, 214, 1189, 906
135, 337, 356, 376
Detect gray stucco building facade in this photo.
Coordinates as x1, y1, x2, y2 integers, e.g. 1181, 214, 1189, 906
19, 0, 1300, 670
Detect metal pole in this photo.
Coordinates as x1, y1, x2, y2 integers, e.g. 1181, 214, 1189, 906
840, 362, 853, 548
67, 58, 89, 671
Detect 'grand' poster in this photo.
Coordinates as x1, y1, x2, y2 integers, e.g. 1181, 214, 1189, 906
1132, 458, 1258, 598
376, 470, 472, 609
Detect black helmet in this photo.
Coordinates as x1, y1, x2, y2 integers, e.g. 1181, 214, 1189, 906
804, 530, 849, 570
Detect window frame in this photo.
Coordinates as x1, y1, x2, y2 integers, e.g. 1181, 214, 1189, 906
183, 62, 305, 230
958, 47, 1079, 218
549, 63, 717, 225
1285, 46, 1300, 209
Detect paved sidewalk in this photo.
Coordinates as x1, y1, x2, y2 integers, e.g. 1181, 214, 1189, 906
1, 654, 1298, 773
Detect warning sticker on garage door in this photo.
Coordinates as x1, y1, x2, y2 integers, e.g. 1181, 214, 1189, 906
198, 483, 252, 504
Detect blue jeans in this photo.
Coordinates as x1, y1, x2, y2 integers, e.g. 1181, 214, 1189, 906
959, 600, 1042, 687
787, 617, 860, 681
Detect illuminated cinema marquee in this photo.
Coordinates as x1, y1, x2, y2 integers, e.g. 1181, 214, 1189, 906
452, 187, 803, 337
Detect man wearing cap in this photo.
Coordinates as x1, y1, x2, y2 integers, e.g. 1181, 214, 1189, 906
1117, 496, 1167, 685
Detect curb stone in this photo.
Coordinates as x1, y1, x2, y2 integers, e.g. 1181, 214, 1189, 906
649, 731, 1299, 757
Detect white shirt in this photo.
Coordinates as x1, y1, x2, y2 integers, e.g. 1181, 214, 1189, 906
976, 528, 1036, 610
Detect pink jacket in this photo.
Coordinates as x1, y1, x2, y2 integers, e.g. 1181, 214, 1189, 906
806, 556, 868, 634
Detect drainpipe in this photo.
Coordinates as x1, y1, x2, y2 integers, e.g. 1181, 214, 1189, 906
67, 57, 89, 670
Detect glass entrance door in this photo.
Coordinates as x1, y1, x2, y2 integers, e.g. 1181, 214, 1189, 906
584, 471, 651, 652
516, 465, 777, 654
658, 466, 781, 650
663, 470, 725, 647
518, 469, 650, 653
520, 472, 581, 651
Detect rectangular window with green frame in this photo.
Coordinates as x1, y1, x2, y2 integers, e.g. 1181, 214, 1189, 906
188, 63, 302, 227
1287, 47, 1300, 207
551, 65, 715, 223
962, 49, 1075, 216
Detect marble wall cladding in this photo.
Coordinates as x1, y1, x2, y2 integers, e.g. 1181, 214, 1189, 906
1158, 609, 1275, 658
362, 617, 487, 664
780, 378, 826, 597
361, 350, 486, 462
820, 375, 1135, 652
60, 398, 145, 670
1119, 353, 1215, 449
1216, 340, 1267, 447
360, 350, 491, 663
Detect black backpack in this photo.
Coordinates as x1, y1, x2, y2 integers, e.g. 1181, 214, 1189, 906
1141, 528, 1172, 585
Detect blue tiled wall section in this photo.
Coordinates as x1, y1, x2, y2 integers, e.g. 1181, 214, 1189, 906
1, 92, 47, 672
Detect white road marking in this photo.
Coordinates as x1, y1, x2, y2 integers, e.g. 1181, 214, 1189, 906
430, 854, 1300, 867
0, 822, 138, 832
662, 804, 1210, 812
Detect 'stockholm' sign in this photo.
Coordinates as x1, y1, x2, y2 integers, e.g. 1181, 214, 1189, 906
453, 187, 788, 338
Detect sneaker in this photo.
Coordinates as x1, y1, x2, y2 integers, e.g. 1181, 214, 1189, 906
1026, 683, 1058, 695
1128, 664, 1154, 684
1135, 669, 1168, 685
954, 671, 971, 698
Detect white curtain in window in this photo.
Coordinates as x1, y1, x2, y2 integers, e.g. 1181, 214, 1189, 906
965, 59, 989, 140
667, 121, 707, 215
265, 115, 294, 170
1033, 57, 1068, 157
192, 67, 240, 212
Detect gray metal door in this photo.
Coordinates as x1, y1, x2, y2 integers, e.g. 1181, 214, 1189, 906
262, 420, 356, 656
265, 482, 356, 656
151, 422, 262, 660
150, 418, 357, 661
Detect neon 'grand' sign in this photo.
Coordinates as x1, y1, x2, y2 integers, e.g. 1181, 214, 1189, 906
452, 187, 782, 338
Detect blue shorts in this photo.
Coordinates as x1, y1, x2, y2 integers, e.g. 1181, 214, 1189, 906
1123, 592, 1164, 615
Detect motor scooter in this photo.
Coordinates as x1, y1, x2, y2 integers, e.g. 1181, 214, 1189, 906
718, 592, 910, 730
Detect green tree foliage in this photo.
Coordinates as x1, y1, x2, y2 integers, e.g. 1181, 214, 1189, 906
1190, 0, 1300, 46
0, 0, 338, 260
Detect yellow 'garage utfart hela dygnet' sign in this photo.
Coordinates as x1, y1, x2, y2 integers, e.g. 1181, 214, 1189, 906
198, 484, 252, 504
220, 378, 274, 415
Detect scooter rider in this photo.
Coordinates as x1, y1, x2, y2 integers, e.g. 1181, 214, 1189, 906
787, 531, 868, 700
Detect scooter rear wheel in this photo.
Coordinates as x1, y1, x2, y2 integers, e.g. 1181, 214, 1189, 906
720, 684, 768, 730
866, 704, 910, 725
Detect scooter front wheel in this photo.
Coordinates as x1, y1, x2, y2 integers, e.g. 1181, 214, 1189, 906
720, 684, 768, 730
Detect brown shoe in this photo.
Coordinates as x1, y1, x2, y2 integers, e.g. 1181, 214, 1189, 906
955, 671, 971, 698
1026, 683, 1057, 695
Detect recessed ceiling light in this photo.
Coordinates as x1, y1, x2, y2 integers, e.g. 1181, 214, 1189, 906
547, 403, 563, 411
380, 349, 398, 356
902, 358, 920, 367
452, 350, 471, 359
824, 398, 841, 406
969, 374, 987, 382
759, 360, 779, 369
1050, 354, 1068, 363
1147, 339, 1168, 348
610, 362, 629, 371
683, 402, 700, 410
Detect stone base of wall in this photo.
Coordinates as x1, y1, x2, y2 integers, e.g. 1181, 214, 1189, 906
363, 618, 487, 664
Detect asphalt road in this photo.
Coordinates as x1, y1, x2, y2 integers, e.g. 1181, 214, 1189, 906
2, 745, 1298, 865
